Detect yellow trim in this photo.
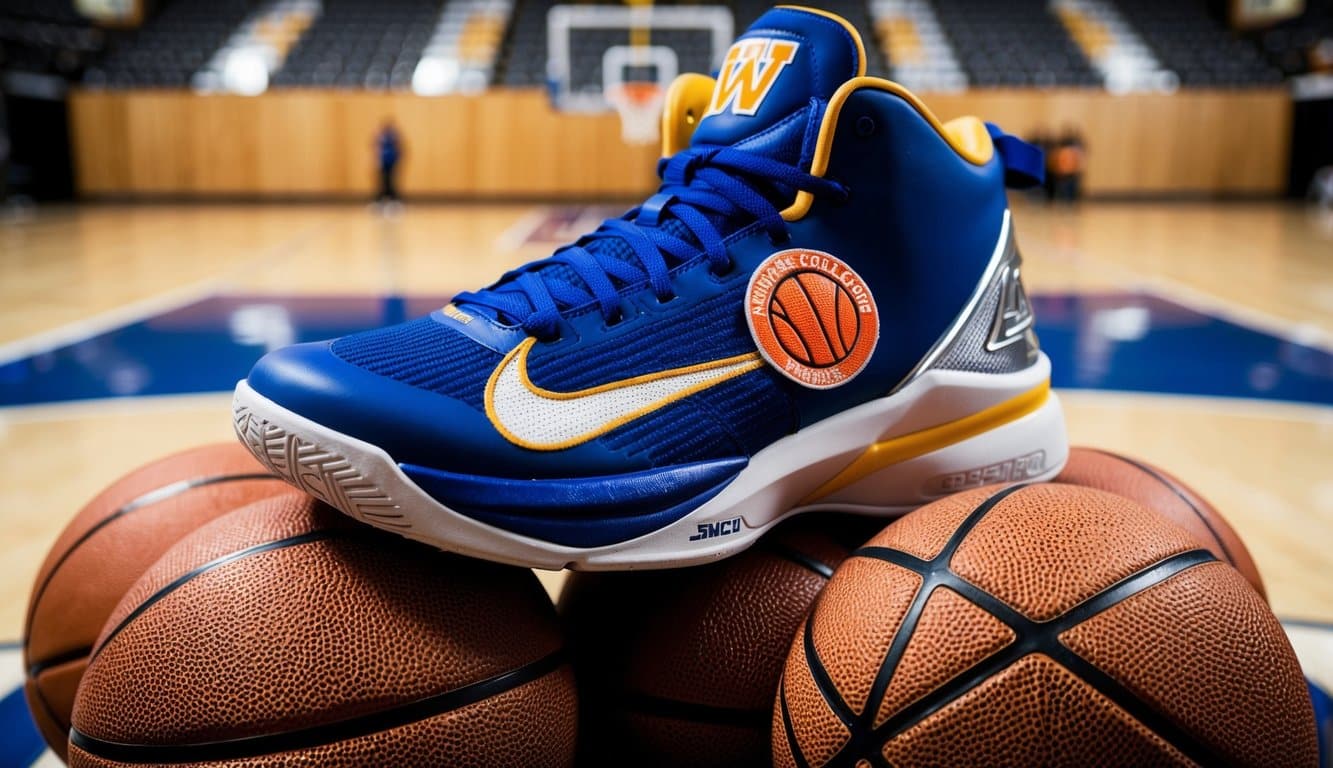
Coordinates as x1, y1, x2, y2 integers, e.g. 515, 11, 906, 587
661, 73, 717, 157
781, 77, 996, 222
775, 6, 868, 79
485, 337, 765, 451
798, 380, 1051, 504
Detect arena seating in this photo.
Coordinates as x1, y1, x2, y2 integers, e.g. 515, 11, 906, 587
26, 0, 1308, 93
273, 0, 441, 89
1115, 0, 1283, 86
932, 0, 1102, 87
1255, 0, 1333, 77
0, 0, 101, 80
84, 0, 251, 88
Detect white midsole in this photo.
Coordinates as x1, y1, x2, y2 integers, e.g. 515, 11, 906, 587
232, 354, 1067, 570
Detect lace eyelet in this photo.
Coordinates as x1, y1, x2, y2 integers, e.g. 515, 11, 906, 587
767, 231, 792, 247
855, 115, 877, 138
655, 292, 677, 305
708, 258, 737, 280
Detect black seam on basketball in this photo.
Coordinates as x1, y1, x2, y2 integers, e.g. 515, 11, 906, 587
619, 692, 770, 729
822, 486, 1227, 766
778, 679, 813, 768
70, 651, 566, 763
793, 272, 840, 364
821, 485, 1026, 763
763, 542, 836, 579
830, 550, 1222, 767
803, 607, 856, 726
31, 676, 70, 736
27, 643, 93, 678
88, 530, 339, 662
1093, 449, 1238, 567
24, 472, 283, 637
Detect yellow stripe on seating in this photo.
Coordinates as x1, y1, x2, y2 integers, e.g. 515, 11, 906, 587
799, 380, 1051, 505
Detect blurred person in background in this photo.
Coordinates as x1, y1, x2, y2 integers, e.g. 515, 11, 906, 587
376, 120, 403, 206
1050, 126, 1086, 203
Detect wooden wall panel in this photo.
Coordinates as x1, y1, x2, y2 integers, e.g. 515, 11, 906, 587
67, 87, 1289, 198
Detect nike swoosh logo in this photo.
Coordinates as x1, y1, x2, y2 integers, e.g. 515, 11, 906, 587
485, 338, 765, 451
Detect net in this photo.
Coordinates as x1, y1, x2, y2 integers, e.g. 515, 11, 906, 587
605, 80, 667, 145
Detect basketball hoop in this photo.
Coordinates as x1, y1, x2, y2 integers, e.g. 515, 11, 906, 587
606, 80, 666, 146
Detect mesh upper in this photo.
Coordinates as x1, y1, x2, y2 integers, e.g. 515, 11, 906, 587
330, 316, 500, 410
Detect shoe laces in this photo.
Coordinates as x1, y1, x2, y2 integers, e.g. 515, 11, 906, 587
452, 145, 849, 340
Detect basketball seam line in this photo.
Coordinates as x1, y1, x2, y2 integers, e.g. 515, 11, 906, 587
23, 472, 284, 641
70, 650, 567, 764
27, 643, 93, 678
802, 601, 855, 727
30, 675, 72, 744
617, 691, 771, 728
762, 542, 837, 579
1092, 449, 1239, 567
848, 547, 1224, 766
778, 678, 814, 768
855, 484, 1026, 735
88, 529, 340, 663
786, 484, 1027, 758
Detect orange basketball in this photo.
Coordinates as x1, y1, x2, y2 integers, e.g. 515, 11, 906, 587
1057, 446, 1265, 599
23, 443, 290, 760
560, 515, 880, 768
775, 484, 1317, 767
70, 495, 576, 767
770, 271, 861, 367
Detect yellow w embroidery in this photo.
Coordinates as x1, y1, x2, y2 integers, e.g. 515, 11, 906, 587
705, 38, 800, 117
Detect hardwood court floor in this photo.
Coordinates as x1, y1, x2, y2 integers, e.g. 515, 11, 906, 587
0, 199, 1330, 648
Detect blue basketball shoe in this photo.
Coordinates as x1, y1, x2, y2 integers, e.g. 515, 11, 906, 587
233, 6, 1068, 569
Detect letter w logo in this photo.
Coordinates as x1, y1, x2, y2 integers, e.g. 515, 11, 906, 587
705, 38, 800, 117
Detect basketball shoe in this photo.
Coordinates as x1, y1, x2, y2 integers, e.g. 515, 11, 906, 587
233, 6, 1068, 569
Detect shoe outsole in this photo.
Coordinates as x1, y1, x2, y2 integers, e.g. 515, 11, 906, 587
233, 357, 1068, 570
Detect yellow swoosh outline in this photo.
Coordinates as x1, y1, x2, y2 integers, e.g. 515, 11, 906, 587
485, 337, 765, 451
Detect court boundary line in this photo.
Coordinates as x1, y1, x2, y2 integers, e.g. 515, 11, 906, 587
0, 279, 222, 367
0, 208, 339, 367
1057, 389, 1333, 423
1129, 274, 1332, 352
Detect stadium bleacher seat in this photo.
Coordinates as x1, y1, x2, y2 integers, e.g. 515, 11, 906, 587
0, 0, 101, 80
933, 0, 1102, 87
1114, 0, 1283, 87
272, 0, 440, 89
1255, 0, 1333, 77
84, 0, 251, 88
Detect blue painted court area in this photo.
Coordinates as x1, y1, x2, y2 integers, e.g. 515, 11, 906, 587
0, 291, 1329, 408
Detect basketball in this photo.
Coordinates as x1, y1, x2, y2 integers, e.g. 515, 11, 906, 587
23, 443, 290, 760
1057, 446, 1266, 598
770, 271, 860, 367
69, 494, 576, 768
560, 516, 880, 768
775, 484, 1317, 767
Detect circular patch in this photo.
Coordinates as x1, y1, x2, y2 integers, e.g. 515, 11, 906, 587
745, 248, 879, 389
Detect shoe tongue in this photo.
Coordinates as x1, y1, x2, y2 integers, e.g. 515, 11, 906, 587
690, 7, 864, 162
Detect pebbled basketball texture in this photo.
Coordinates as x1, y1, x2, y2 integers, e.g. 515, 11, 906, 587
560, 515, 880, 768
775, 483, 1317, 768
69, 494, 577, 768
23, 443, 290, 760
1056, 445, 1265, 599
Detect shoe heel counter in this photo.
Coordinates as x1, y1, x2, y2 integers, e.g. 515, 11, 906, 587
930, 212, 1039, 376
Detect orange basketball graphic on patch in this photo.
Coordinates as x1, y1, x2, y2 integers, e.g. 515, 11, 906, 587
746, 248, 879, 389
